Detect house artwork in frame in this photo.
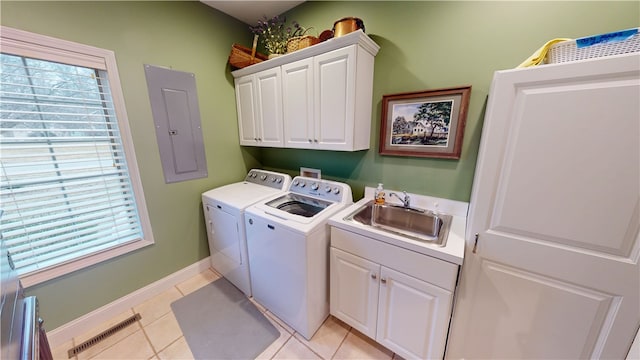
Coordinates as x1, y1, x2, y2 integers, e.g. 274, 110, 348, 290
379, 86, 471, 159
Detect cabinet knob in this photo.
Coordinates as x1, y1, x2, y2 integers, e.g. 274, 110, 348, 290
380, 278, 387, 284
314, 139, 318, 143
371, 273, 377, 280
308, 139, 313, 143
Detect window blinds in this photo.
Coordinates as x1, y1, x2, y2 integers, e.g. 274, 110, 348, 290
0, 53, 144, 275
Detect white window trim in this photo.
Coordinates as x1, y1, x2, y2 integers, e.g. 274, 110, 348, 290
1, 26, 154, 288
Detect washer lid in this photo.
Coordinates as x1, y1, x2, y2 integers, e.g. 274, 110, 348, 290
202, 182, 284, 209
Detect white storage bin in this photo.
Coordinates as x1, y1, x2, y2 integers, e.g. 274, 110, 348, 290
546, 28, 639, 63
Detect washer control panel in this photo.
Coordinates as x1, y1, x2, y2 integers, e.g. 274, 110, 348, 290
289, 176, 352, 204
244, 169, 291, 190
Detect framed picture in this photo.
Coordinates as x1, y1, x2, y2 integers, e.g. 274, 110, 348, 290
379, 86, 471, 159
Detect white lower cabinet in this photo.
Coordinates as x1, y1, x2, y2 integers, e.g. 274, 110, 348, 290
330, 228, 457, 359
330, 247, 379, 337
376, 266, 453, 359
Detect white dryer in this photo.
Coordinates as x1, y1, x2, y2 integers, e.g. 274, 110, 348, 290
201, 169, 291, 296
245, 176, 353, 339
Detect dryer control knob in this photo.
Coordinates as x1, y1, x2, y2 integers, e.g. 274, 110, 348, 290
333, 187, 341, 194
300, 181, 306, 187
276, 178, 282, 183
311, 183, 319, 190
293, 180, 299, 186
270, 177, 276, 182
260, 175, 267, 181
325, 186, 332, 192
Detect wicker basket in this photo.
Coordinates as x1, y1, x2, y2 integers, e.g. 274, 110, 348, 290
228, 43, 268, 69
286, 35, 320, 53
546, 28, 639, 64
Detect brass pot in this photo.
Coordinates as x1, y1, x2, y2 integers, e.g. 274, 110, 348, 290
332, 17, 365, 37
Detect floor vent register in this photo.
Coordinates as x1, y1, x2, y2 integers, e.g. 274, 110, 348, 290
67, 313, 141, 358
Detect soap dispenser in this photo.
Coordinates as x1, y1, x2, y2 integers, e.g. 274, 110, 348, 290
374, 183, 386, 205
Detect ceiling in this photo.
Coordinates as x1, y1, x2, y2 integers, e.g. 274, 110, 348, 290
201, 1, 305, 25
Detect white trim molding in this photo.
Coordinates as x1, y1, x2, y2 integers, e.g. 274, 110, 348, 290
1, 25, 155, 286
46, 257, 212, 348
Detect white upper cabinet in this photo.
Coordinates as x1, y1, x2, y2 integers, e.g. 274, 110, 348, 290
232, 30, 379, 151
234, 67, 284, 147
235, 75, 258, 145
312, 46, 357, 150
282, 58, 314, 147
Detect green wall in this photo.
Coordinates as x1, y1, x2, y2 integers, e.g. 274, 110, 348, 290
1, 1, 638, 330
263, 1, 640, 201
1, 1, 259, 329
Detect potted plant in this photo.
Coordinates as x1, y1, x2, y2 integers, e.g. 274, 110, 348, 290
250, 16, 308, 58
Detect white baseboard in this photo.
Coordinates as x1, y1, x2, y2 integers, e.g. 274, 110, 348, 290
46, 257, 211, 348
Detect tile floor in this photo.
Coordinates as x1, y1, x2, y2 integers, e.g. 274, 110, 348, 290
52, 268, 404, 360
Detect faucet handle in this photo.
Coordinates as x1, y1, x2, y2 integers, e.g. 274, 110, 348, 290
402, 191, 410, 207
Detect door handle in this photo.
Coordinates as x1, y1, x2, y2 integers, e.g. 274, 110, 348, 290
473, 233, 479, 254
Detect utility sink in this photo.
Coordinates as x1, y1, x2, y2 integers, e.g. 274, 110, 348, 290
344, 200, 452, 246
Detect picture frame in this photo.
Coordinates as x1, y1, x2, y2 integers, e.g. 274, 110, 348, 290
379, 86, 472, 159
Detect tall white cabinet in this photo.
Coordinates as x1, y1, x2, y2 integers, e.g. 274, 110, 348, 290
232, 30, 379, 151
447, 53, 640, 359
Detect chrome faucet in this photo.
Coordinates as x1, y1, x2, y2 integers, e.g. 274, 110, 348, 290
389, 191, 411, 208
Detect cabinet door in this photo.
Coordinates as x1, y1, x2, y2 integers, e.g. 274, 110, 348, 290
330, 247, 379, 339
282, 58, 314, 148
447, 54, 640, 359
255, 68, 283, 147
314, 46, 356, 150
377, 267, 453, 360
205, 204, 242, 268
234, 75, 258, 146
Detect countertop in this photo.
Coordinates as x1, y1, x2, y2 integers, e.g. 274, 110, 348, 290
328, 187, 468, 265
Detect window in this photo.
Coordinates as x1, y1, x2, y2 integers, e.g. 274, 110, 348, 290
0, 26, 154, 287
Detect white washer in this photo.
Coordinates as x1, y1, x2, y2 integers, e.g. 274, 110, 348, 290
245, 176, 353, 340
202, 169, 291, 297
